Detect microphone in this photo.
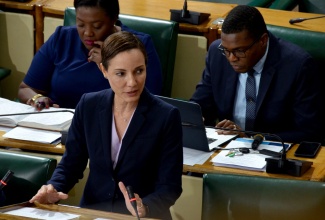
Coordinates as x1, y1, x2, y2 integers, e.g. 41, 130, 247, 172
210, 126, 313, 177
170, 0, 210, 25
289, 15, 325, 24
252, 134, 264, 150
0, 170, 14, 190
126, 186, 140, 220
181, 0, 189, 18
0, 110, 74, 145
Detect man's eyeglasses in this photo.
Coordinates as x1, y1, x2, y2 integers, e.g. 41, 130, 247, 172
218, 37, 260, 58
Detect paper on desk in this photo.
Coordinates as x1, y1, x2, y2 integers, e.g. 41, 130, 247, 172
183, 147, 213, 166
5, 207, 79, 220
3, 127, 61, 144
211, 140, 271, 171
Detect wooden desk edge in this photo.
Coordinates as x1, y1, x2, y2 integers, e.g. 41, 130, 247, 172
183, 144, 325, 182
0, 202, 157, 220
0, 130, 65, 154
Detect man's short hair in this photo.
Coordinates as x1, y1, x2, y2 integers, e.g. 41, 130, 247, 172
222, 5, 267, 39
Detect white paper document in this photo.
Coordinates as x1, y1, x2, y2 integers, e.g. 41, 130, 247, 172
3, 127, 61, 144
183, 147, 213, 166
4, 207, 79, 220
0, 97, 74, 131
206, 127, 237, 150
211, 139, 291, 171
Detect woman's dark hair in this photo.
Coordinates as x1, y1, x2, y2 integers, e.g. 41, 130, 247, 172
222, 5, 267, 39
74, 0, 120, 20
101, 31, 148, 69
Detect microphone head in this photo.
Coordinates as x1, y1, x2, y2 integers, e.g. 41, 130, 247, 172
252, 134, 264, 150
289, 18, 305, 24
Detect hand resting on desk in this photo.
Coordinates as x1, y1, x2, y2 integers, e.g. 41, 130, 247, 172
29, 184, 68, 204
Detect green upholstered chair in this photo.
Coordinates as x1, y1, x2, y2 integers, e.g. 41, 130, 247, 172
268, 0, 299, 10
0, 151, 57, 206
63, 7, 179, 97
0, 68, 10, 82
0, 67, 10, 97
202, 173, 325, 220
189, 0, 274, 7
299, 0, 325, 14
266, 24, 325, 75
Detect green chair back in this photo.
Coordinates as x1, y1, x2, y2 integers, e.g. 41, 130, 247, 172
0, 151, 57, 206
64, 7, 179, 97
266, 24, 325, 75
269, 0, 298, 10
202, 173, 325, 220
0, 67, 10, 97
190, 0, 273, 7
299, 0, 325, 14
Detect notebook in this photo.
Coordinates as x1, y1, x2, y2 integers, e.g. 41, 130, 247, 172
157, 96, 237, 152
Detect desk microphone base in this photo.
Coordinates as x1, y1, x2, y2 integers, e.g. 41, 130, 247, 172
265, 158, 313, 177
60, 130, 68, 145
170, 9, 210, 25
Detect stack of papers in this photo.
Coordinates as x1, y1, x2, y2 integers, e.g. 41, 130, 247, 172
211, 138, 291, 171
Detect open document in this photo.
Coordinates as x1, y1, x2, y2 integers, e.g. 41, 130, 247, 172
211, 138, 291, 171
0, 97, 74, 131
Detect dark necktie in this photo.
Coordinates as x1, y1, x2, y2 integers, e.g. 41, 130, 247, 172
245, 70, 256, 131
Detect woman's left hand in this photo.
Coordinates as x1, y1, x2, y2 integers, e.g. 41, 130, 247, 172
119, 181, 147, 218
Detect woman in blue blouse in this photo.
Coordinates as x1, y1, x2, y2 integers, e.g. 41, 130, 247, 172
18, 0, 162, 109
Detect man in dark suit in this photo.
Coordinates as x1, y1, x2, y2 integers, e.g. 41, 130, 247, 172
191, 5, 323, 143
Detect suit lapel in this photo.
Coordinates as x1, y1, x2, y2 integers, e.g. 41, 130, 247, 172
256, 67, 275, 113
114, 91, 150, 170
224, 68, 238, 117
256, 32, 279, 114
98, 91, 114, 171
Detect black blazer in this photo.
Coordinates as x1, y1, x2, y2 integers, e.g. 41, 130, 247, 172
49, 89, 183, 219
191, 32, 323, 143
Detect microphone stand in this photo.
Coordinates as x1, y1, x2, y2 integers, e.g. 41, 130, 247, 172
208, 126, 313, 177
289, 15, 325, 24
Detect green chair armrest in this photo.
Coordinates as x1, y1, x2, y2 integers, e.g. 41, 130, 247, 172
0, 67, 10, 81
0, 151, 57, 206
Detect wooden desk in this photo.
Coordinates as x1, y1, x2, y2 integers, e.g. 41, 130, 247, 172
38, 0, 235, 51
0, 202, 156, 220
1, 128, 325, 182
0, 130, 65, 154
258, 7, 325, 33
184, 144, 325, 182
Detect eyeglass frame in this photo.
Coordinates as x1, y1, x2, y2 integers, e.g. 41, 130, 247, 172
218, 36, 261, 58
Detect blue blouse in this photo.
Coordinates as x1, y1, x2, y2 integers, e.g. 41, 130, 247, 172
23, 23, 162, 109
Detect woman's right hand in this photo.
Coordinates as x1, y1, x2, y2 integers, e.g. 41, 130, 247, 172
27, 96, 59, 111
29, 184, 68, 204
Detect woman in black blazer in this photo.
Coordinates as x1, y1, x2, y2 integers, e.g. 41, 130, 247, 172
30, 31, 183, 220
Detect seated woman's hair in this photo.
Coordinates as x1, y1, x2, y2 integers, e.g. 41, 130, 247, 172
74, 0, 120, 20
101, 31, 148, 69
